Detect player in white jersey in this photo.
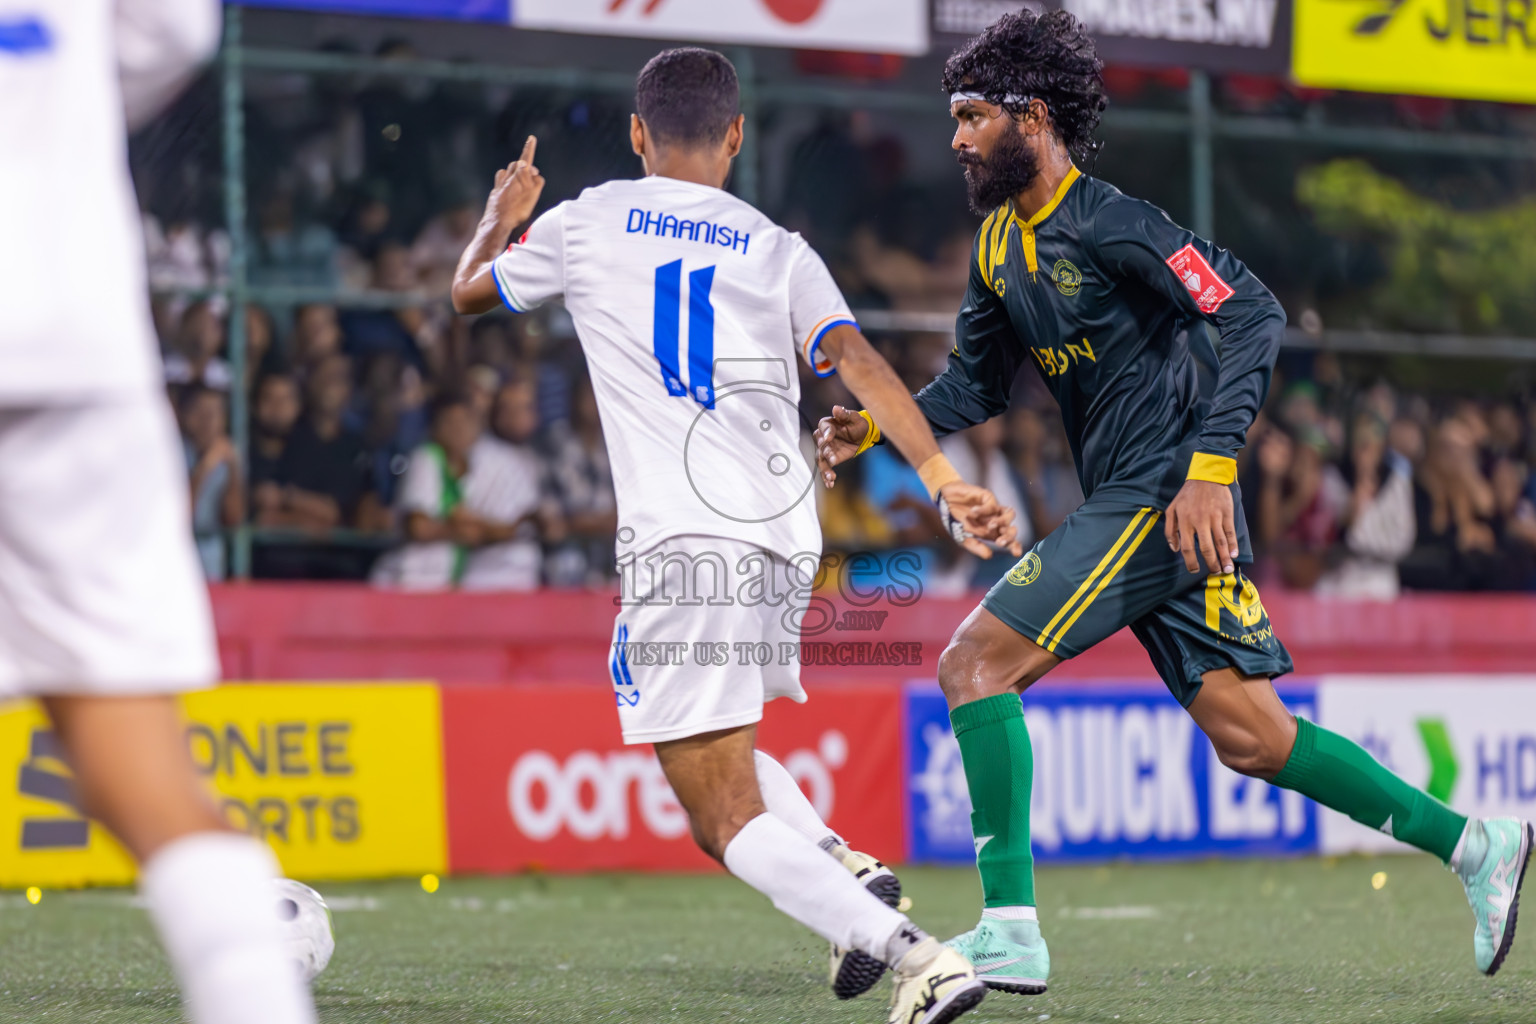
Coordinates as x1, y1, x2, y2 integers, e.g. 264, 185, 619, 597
0, 3, 314, 1022
454, 48, 1020, 1024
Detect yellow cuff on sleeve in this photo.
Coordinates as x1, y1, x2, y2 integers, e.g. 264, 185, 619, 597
1187, 452, 1237, 485
854, 410, 881, 455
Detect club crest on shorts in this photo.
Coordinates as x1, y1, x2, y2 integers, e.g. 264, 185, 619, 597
1007, 552, 1042, 586
1053, 259, 1081, 296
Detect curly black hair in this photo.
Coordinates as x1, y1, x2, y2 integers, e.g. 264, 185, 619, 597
941, 9, 1107, 165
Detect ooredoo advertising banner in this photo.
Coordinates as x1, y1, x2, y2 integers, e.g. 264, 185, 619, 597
906, 682, 1320, 864
1316, 676, 1536, 855
0, 684, 447, 888
442, 683, 904, 873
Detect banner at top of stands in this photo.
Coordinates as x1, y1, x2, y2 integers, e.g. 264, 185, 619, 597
235, 0, 512, 22
933, 0, 1294, 75
235, 0, 930, 55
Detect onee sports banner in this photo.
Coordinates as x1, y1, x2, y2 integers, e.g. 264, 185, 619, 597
0, 684, 447, 888
906, 681, 1320, 864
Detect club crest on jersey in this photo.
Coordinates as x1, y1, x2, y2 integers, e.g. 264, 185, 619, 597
1052, 259, 1081, 296
993, 277, 1007, 297
1007, 552, 1042, 586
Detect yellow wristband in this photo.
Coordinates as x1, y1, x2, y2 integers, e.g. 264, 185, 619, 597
917, 454, 963, 499
1188, 452, 1237, 485
854, 410, 881, 455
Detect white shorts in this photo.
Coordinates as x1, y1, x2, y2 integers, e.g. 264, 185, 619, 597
0, 395, 218, 696
611, 536, 812, 745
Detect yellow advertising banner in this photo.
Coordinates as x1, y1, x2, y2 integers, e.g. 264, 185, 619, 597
0, 684, 446, 888
1293, 0, 1536, 103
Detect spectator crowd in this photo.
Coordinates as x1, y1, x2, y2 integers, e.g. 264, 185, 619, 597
159, 279, 1536, 597
139, 41, 1536, 597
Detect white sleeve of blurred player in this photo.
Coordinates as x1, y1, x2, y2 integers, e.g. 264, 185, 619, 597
786, 235, 857, 379
490, 202, 569, 312
115, 0, 222, 130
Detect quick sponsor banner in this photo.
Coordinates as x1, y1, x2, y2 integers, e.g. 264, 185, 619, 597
442, 684, 903, 872
933, 0, 1292, 75
906, 682, 1319, 864
513, 0, 929, 56
1293, 0, 1536, 104
0, 684, 447, 888
1316, 675, 1536, 855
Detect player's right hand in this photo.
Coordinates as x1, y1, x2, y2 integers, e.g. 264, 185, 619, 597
936, 481, 1024, 559
814, 405, 869, 488
486, 135, 545, 231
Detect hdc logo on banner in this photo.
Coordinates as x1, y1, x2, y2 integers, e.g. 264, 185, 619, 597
1317, 676, 1536, 855
906, 683, 1319, 864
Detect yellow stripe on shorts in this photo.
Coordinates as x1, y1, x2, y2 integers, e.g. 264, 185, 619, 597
1033, 507, 1155, 651
1043, 510, 1162, 654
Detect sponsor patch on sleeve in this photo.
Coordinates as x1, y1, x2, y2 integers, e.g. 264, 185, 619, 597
1165, 243, 1234, 315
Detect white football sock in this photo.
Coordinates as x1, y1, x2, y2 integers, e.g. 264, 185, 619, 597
723, 813, 918, 963
753, 750, 841, 847
139, 832, 317, 1024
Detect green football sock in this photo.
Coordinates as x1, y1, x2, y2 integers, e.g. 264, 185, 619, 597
1271, 716, 1467, 863
950, 693, 1036, 907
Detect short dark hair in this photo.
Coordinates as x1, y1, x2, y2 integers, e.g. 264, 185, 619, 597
941, 9, 1107, 164
429, 389, 474, 424
635, 47, 740, 149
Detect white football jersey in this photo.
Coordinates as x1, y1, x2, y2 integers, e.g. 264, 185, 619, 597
0, 0, 217, 398
494, 176, 854, 563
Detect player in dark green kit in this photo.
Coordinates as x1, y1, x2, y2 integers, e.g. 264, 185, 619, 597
817, 8, 1530, 996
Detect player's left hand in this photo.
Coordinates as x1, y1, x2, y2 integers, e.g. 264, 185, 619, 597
936, 481, 1024, 559
1165, 479, 1238, 575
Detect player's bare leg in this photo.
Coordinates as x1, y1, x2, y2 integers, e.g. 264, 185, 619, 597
43, 695, 315, 1024
1191, 669, 1531, 975
935, 607, 1056, 993
656, 726, 984, 1023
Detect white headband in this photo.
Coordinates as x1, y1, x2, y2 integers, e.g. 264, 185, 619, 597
950, 91, 1033, 108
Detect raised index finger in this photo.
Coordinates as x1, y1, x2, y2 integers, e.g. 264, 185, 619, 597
520, 135, 538, 166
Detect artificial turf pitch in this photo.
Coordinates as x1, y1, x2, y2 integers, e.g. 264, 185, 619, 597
0, 855, 1531, 1024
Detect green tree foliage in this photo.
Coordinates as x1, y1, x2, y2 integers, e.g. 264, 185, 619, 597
1296, 159, 1536, 336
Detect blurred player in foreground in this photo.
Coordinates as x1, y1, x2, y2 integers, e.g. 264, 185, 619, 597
454, 47, 1022, 1024
0, 3, 315, 1022
818, 8, 1530, 996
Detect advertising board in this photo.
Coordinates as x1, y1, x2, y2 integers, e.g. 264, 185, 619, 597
906, 682, 1320, 864
0, 684, 447, 887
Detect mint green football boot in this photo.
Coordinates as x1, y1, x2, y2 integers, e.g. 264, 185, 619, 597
1453, 817, 1534, 975
944, 914, 1049, 994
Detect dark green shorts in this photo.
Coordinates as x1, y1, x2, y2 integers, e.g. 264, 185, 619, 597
981, 500, 1294, 706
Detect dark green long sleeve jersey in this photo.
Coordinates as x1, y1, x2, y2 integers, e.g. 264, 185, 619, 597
914, 167, 1286, 527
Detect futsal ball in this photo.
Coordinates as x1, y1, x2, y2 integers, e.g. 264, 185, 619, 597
274, 879, 335, 981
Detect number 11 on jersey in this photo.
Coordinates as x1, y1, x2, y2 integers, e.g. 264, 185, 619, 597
653, 259, 716, 410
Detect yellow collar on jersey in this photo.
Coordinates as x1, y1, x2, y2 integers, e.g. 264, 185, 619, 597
977, 165, 1082, 289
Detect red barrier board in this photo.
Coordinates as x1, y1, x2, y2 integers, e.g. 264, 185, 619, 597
442, 684, 904, 873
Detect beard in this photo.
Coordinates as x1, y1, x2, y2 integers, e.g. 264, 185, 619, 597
959, 128, 1041, 215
